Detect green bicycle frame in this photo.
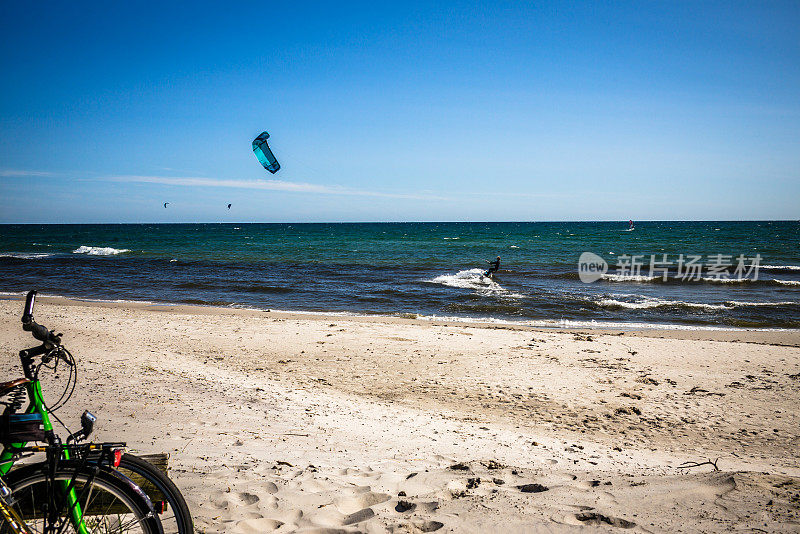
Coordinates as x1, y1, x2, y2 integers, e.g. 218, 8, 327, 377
1, 376, 90, 534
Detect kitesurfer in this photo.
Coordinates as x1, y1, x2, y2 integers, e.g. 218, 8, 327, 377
485, 256, 501, 277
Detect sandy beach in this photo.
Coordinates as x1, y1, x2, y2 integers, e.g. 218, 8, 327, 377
1, 295, 798, 533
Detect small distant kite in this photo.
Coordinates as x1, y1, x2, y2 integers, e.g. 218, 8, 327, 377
227, 203, 232, 210
252, 131, 280, 174
164, 202, 169, 208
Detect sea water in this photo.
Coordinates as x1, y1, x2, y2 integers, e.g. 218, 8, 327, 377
0, 221, 798, 329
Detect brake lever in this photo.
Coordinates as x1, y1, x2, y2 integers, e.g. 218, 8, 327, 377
55, 347, 73, 367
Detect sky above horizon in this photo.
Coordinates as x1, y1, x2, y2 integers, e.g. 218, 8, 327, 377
1, 1, 799, 223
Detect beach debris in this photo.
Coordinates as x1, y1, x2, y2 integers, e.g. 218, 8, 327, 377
636, 375, 659, 386
685, 386, 726, 397
518, 483, 549, 493
678, 458, 720, 471
395, 500, 415, 513
449, 462, 470, 471
575, 512, 636, 529
482, 460, 505, 470
466, 478, 481, 489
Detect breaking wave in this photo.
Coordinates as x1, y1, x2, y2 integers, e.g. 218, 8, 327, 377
73, 246, 130, 256
426, 268, 525, 298
602, 273, 660, 282
762, 265, 800, 271
0, 252, 55, 259
595, 295, 798, 311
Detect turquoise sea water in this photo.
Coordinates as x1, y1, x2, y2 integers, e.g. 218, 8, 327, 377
1, 221, 798, 329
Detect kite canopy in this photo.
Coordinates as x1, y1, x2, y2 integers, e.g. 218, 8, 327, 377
252, 131, 280, 174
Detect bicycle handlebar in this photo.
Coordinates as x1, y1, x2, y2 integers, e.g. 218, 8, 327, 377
21, 290, 62, 346
23, 290, 36, 323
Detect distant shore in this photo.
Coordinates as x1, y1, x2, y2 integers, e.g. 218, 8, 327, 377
1, 295, 798, 532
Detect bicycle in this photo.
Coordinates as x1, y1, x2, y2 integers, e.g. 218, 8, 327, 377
1, 291, 192, 534
0, 441, 162, 534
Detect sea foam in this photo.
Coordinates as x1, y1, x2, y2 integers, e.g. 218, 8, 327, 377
72, 246, 130, 256
0, 252, 55, 259
427, 268, 525, 299
762, 265, 800, 271
595, 295, 797, 311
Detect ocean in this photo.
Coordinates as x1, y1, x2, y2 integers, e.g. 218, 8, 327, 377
1, 221, 798, 329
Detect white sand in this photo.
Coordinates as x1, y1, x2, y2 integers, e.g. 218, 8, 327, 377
1, 296, 798, 532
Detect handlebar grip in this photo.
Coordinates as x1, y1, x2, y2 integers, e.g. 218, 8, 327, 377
23, 320, 60, 345
22, 290, 37, 323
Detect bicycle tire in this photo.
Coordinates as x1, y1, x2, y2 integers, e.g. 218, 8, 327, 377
116, 454, 192, 534
1, 460, 162, 534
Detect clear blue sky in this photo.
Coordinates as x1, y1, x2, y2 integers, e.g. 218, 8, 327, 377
1, 1, 798, 223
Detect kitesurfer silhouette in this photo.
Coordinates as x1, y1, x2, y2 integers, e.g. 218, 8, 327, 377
485, 256, 501, 277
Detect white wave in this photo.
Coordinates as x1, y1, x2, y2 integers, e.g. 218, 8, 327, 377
420, 314, 793, 332
602, 273, 658, 282
762, 265, 800, 271
774, 280, 800, 286
426, 268, 525, 298
701, 277, 750, 284
724, 300, 799, 307
0, 252, 55, 259
596, 297, 727, 310
443, 237, 460, 240
73, 246, 130, 256
596, 296, 798, 311
510, 245, 519, 248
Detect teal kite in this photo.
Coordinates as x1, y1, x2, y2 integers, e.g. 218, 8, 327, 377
252, 131, 280, 174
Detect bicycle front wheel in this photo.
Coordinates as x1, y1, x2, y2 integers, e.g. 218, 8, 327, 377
2, 461, 162, 534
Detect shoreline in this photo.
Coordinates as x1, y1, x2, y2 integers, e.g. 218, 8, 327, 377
2, 292, 798, 347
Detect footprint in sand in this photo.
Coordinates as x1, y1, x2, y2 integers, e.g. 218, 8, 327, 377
333, 490, 390, 514
413, 520, 445, 532
573, 511, 636, 529
307, 505, 375, 527
210, 491, 260, 509
231, 517, 283, 533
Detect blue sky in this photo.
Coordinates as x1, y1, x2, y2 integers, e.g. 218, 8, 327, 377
1, 1, 798, 223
